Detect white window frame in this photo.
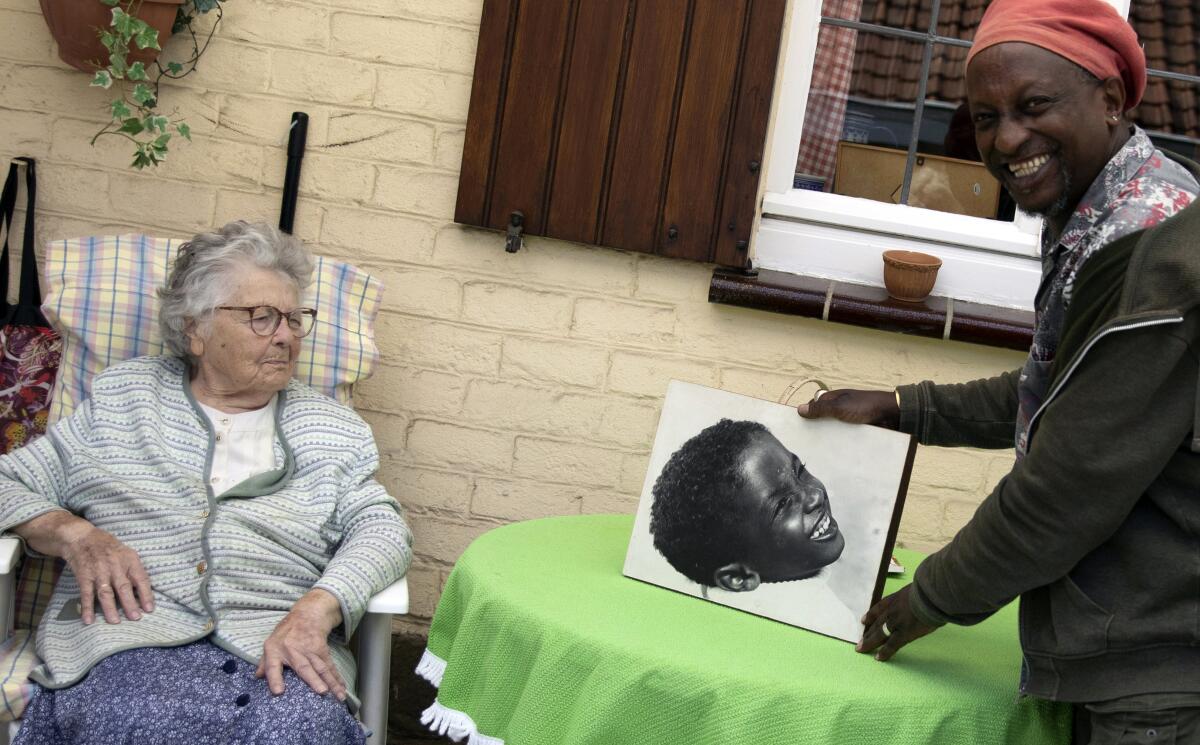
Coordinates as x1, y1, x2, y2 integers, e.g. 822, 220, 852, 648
752, 0, 1129, 310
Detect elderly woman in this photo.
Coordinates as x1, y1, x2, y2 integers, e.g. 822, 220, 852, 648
0, 221, 411, 744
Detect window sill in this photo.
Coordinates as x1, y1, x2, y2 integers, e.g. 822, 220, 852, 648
709, 268, 1033, 351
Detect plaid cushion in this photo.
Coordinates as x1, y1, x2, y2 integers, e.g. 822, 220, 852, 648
0, 631, 37, 721
0, 234, 384, 721
0, 541, 50, 722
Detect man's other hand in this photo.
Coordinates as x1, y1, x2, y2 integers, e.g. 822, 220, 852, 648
857, 585, 939, 661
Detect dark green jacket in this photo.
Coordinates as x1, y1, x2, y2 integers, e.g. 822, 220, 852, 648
897, 162, 1200, 702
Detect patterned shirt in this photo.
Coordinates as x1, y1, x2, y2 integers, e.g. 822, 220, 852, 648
1014, 127, 1199, 458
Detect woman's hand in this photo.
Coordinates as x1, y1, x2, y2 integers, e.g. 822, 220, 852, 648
14, 511, 154, 625
256, 588, 346, 700
797, 388, 901, 430
63, 525, 155, 625
856, 585, 939, 660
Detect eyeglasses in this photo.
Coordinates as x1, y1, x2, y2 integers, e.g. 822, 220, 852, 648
217, 306, 318, 338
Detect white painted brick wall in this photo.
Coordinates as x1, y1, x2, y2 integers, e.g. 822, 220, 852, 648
0, 0, 1026, 633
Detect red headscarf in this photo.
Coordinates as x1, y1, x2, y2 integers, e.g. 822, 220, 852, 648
966, 0, 1146, 109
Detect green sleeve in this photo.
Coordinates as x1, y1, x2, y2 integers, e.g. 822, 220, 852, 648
897, 369, 1020, 449
912, 325, 1195, 624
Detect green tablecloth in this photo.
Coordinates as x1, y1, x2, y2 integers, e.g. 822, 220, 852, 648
417, 514, 1070, 745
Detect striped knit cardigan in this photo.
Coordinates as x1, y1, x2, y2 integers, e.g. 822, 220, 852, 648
0, 356, 412, 707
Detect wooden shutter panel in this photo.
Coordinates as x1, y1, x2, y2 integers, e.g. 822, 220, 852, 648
456, 0, 787, 267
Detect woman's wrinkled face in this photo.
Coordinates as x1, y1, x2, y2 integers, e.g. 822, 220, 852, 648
731, 430, 845, 582
188, 265, 302, 402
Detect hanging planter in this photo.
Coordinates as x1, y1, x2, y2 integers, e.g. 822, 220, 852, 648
39, 0, 185, 72
38, 0, 226, 169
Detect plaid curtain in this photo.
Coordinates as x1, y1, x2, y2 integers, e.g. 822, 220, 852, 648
795, 0, 865, 188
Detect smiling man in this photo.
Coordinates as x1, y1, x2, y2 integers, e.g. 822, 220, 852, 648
648, 419, 844, 594
797, 0, 1200, 742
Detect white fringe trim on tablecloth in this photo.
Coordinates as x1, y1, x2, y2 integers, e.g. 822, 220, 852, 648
420, 698, 505, 745
415, 648, 447, 688
415, 649, 505, 744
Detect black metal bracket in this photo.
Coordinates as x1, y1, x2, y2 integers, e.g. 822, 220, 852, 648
505, 211, 525, 253
726, 258, 758, 277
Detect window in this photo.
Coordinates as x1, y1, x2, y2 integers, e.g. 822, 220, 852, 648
758, 0, 1044, 309
757, 0, 1197, 311
1126, 0, 1200, 163
795, 0, 1010, 224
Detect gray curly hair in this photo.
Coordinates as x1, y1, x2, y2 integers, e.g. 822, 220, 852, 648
158, 221, 314, 361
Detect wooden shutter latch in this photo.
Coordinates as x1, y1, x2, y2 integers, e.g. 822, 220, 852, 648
504, 210, 525, 253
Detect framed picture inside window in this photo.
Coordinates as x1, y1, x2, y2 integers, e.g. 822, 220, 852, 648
623, 381, 916, 642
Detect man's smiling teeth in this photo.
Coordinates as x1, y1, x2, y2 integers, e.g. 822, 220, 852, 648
810, 512, 831, 540
1009, 154, 1049, 178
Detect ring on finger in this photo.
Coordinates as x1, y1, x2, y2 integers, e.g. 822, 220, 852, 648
98, 583, 112, 591
881, 621, 892, 638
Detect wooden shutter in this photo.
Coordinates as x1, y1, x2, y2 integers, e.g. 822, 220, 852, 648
456, 0, 787, 267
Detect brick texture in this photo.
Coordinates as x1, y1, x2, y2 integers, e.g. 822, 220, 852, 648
221, 0, 330, 49
462, 282, 574, 334
500, 337, 609, 389
324, 112, 436, 165
608, 351, 718, 398
270, 50, 375, 105
406, 420, 513, 472
375, 68, 473, 123
1, 1, 1025, 648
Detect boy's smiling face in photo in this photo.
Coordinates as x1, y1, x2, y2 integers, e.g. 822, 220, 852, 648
728, 429, 845, 585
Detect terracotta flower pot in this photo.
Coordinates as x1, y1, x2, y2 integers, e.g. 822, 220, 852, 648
39, 0, 185, 73
882, 250, 942, 302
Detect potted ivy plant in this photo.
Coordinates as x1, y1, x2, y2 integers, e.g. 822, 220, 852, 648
39, 0, 184, 72
39, 0, 226, 169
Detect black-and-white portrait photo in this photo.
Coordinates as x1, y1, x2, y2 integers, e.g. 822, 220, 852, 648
624, 381, 915, 642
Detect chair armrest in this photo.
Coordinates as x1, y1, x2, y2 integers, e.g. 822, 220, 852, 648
0, 538, 21, 638
0, 538, 20, 575
365, 576, 408, 615
358, 580, 405, 745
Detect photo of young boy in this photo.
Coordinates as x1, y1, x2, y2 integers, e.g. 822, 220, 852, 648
624, 381, 914, 642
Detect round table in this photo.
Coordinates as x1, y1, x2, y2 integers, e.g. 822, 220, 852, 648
417, 514, 1070, 745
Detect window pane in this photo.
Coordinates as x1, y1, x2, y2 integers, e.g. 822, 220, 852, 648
858, 0, 990, 38
796, 28, 929, 191
795, 10, 1008, 221
1128, 0, 1200, 161
858, 0, 935, 32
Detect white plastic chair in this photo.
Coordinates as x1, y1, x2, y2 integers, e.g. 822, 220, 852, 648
0, 527, 408, 745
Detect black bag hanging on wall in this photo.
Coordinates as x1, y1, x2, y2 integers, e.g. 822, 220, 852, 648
0, 157, 61, 453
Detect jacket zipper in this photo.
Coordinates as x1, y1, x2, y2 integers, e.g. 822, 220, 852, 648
1025, 316, 1184, 436
1017, 314, 1182, 694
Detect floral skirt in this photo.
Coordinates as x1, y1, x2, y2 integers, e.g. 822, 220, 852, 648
13, 639, 366, 745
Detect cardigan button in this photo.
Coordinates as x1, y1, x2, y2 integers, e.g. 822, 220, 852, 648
235, 693, 250, 707
222, 658, 238, 674
197, 561, 207, 575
